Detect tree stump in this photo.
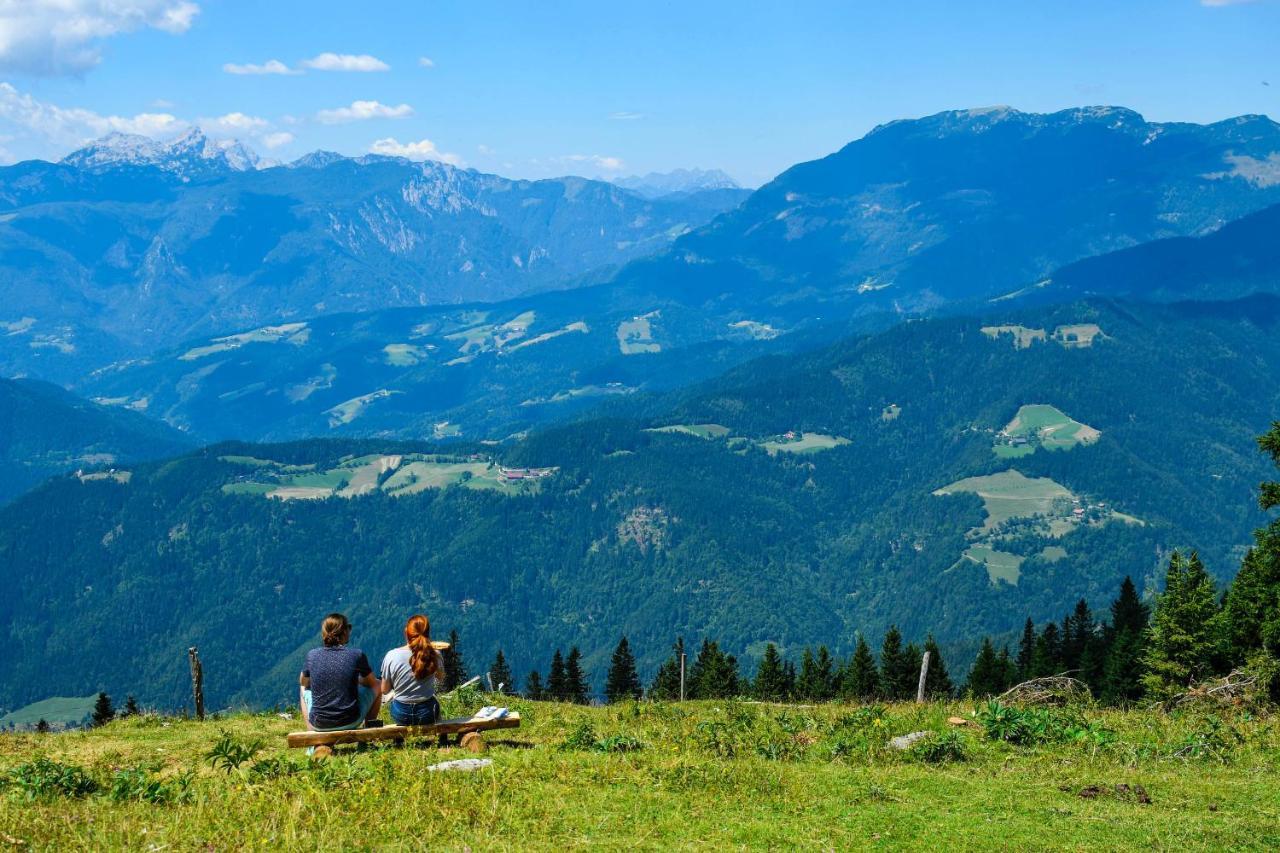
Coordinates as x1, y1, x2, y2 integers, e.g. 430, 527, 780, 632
311, 745, 333, 760
460, 732, 486, 753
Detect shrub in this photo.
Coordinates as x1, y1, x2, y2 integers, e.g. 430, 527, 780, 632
109, 767, 194, 805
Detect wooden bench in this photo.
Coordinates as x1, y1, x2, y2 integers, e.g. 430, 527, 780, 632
286, 713, 521, 758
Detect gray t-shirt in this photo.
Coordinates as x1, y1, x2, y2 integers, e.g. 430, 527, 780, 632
381, 646, 441, 704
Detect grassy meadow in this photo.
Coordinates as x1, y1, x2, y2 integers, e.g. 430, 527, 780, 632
2, 693, 1278, 850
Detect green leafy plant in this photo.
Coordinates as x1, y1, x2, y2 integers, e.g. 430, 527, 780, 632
909, 731, 969, 764
109, 767, 194, 805
206, 731, 265, 773
594, 734, 645, 754
6, 758, 99, 800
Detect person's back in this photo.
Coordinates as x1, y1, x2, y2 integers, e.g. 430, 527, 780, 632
299, 613, 382, 731
381, 614, 444, 726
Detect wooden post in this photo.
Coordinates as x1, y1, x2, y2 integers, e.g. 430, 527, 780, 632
916, 650, 931, 703
187, 646, 205, 721
679, 652, 686, 702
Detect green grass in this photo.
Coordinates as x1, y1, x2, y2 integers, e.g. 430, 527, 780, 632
994, 404, 1100, 457
934, 470, 1073, 530
962, 544, 1024, 584
760, 433, 851, 455
0, 696, 96, 729
3, 699, 1277, 849
646, 424, 732, 440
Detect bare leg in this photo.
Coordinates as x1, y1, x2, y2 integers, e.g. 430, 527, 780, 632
300, 686, 315, 731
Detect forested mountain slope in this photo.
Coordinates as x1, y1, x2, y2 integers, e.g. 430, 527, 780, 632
2, 297, 1277, 712
0, 377, 193, 504
0, 132, 749, 381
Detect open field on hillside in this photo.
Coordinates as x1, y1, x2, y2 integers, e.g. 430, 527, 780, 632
0, 696, 95, 730
646, 423, 732, 439
760, 432, 851, 455
981, 323, 1107, 351
935, 470, 1140, 585
993, 404, 1101, 458
2, 698, 1276, 850
220, 453, 550, 501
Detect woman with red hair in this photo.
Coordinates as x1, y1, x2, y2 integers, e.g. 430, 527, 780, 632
380, 614, 445, 725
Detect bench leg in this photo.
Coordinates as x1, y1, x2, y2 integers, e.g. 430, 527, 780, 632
460, 732, 485, 754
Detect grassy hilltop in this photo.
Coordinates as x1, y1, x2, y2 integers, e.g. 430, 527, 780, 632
1, 694, 1277, 850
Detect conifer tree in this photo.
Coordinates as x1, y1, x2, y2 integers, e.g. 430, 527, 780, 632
966, 638, 1004, 697
91, 692, 114, 727
922, 635, 954, 699
1016, 618, 1036, 680
565, 647, 591, 704
36, 719, 50, 733
547, 649, 568, 701
997, 645, 1018, 690
605, 637, 643, 703
648, 637, 685, 699
782, 659, 797, 697
1031, 622, 1062, 677
689, 639, 740, 699
753, 643, 788, 701
813, 645, 836, 701
878, 627, 914, 699
1143, 551, 1222, 698
123, 695, 140, 717
842, 635, 879, 700
1102, 575, 1150, 704
524, 670, 545, 700
489, 650, 513, 694
796, 647, 819, 700
441, 629, 467, 690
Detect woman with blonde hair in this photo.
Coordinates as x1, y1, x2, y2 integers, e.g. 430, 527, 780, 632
381, 614, 445, 726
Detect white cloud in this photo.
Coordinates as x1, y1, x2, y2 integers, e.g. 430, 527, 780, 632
300, 52, 389, 72
316, 100, 413, 124
610, 111, 644, 121
418, 56, 435, 68
477, 144, 494, 155
201, 112, 268, 133
369, 136, 462, 166
261, 131, 294, 149
0, 0, 199, 75
563, 153, 625, 171
0, 81, 183, 144
151, 98, 176, 109
222, 59, 297, 76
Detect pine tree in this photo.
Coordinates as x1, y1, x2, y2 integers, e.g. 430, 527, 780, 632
781, 659, 797, 697
524, 670, 545, 700
997, 645, 1018, 691
689, 639, 740, 699
565, 647, 591, 704
1102, 575, 1150, 704
878, 627, 914, 699
489, 650, 513, 694
1016, 618, 1036, 680
966, 638, 1004, 697
441, 629, 467, 690
91, 692, 114, 727
1031, 622, 1062, 677
547, 649, 568, 701
813, 646, 836, 701
1143, 551, 1223, 698
842, 635, 879, 700
35, 719, 49, 733
796, 647, 819, 700
123, 695, 140, 717
922, 635, 954, 699
648, 637, 685, 700
753, 643, 788, 701
605, 637, 643, 703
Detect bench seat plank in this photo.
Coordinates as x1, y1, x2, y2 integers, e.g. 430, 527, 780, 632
286, 712, 520, 748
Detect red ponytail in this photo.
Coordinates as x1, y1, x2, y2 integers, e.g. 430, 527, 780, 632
405, 614, 439, 680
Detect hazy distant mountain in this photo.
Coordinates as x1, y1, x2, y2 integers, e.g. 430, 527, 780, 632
1006, 201, 1280, 304
659, 106, 1280, 313
0, 377, 192, 504
613, 168, 742, 198
0, 136, 749, 381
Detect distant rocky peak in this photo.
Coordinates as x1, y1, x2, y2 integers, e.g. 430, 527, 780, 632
62, 128, 260, 176
613, 168, 741, 198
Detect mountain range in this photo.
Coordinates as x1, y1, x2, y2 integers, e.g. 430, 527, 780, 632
0, 132, 751, 381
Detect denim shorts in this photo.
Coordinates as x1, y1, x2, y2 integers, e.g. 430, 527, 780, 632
389, 696, 440, 726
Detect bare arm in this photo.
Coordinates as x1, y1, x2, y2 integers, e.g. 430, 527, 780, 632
360, 672, 379, 690
299, 672, 310, 688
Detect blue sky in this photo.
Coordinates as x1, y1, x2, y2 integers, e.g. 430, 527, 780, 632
0, 0, 1277, 184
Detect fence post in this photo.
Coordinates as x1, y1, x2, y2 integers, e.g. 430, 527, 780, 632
187, 647, 205, 721
916, 650, 931, 703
